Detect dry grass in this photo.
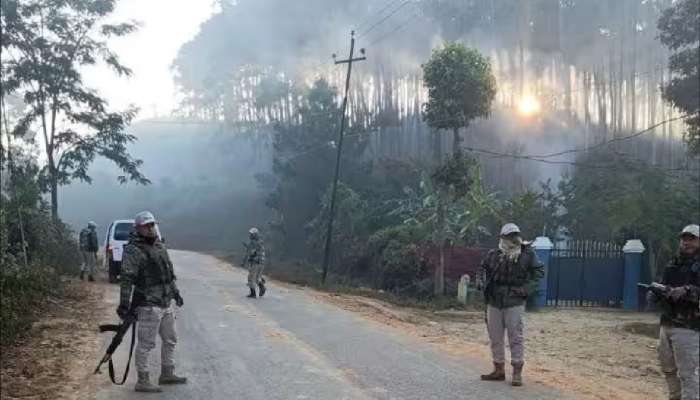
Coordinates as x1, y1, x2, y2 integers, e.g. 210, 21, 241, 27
0, 279, 109, 400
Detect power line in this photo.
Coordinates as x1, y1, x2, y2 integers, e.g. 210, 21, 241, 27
275, 125, 698, 178
354, 0, 404, 33
463, 144, 699, 181
357, 0, 413, 39
524, 116, 685, 159
366, 6, 423, 47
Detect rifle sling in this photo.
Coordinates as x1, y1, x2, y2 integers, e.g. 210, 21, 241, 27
107, 320, 137, 385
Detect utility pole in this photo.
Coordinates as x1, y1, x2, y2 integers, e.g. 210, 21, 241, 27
321, 31, 366, 284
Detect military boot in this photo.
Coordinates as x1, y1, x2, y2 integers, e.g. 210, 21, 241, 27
511, 362, 524, 386
247, 287, 257, 298
480, 362, 506, 381
258, 282, 266, 297
134, 372, 162, 393
159, 366, 187, 385
80, 271, 84, 281
88, 275, 95, 282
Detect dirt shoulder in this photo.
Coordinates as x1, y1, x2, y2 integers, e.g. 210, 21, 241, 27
0, 279, 113, 400
312, 291, 664, 400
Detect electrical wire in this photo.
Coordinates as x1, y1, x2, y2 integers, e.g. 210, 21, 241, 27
357, 1, 414, 39
354, 0, 405, 33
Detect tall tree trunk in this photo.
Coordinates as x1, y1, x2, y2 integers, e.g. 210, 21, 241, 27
4, 130, 30, 267
617, 14, 625, 137
435, 193, 446, 296
583, 71, 591, 148
50, 165, 59, 221
594, 69, 608, 139
453, 127, 461, 154
433, 129, 443, 165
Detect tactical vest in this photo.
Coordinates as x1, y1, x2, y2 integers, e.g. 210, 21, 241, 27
483, 247, 539, 308
131, 241, 175, 290
660, 254, 700, 331
485, 248, 535, 288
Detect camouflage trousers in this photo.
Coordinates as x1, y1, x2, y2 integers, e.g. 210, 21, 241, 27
658, 326, 699, 400
135, 304, 178, 374
247, 263, 265, 289
486, 304, 525, 364
80, 251, 96, 276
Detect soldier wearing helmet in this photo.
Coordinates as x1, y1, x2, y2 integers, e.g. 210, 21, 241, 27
117, 211, 187, 392
648, 224, 699, 400
477, 223, 544, 387
244, 227, 266, 298
79, 221, 99, 281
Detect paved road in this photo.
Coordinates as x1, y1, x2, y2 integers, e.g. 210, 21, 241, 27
95, 250, 566, 400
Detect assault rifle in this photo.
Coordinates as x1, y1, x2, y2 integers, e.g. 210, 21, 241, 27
94, 312, 137, 385
639, 282, 699, 305
638, 282, 669, 298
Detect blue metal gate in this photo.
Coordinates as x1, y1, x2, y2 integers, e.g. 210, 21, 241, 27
546, 240, 625, 307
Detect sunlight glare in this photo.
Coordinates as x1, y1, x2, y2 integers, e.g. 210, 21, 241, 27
517, 94, 541, 117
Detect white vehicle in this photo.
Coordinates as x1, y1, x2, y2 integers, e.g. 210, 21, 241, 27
103, 219, 161, 283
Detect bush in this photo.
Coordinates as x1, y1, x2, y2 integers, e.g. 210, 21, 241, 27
367, 224, 431, 296
0, 260, 60, 345
378, 240, 429, 292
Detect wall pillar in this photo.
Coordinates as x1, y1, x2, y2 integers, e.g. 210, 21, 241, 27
622, 239, 645, 310
532, 236, 553, 308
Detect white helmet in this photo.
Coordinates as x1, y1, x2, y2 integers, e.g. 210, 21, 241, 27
134, 211, 157, 227
680, 224, 700, 238
500, 223, 521, 236
249, 227, 259, 236
88, 221, 97, 229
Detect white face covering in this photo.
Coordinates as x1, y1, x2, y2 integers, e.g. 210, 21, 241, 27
499, 235, 523, 262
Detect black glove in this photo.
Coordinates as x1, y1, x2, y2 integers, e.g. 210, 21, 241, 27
175, 292, 184, 307
117, 303, 130, 319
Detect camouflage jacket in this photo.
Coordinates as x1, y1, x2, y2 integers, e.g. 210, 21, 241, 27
245, 238, 265, 265
658, 253, 700, 331
478, 245, 544, 309
119, 233, 180, 308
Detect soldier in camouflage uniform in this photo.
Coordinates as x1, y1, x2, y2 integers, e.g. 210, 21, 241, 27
244, 227, 266, 298
79, 221, 99, 281
648, 224, 700, 400
477, 223, 544, 387
117, 211, 187, 393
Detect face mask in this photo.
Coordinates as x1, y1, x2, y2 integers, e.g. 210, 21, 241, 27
499, 236, 522, 262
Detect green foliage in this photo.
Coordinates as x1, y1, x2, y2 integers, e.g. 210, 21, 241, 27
559, 151, 700, 270
430, 152, 477, 197
306, 182, 368, 261
376, 240, 429, 295
498, 180, 561, 240
1, 0, 148, 218
2, 148, 82, 272
367, 224, 431, 296
453, 165, 501, 245
0, 261, 60, 346
657, 0, 700, 155
1, 146, 80, 346
422, 43, 496, 132
262, 79, 368, 258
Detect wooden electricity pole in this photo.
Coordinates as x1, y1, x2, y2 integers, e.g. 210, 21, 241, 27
321, 31, 366, 284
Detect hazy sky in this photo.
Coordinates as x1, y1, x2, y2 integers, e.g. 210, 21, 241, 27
82, 0, 216, 121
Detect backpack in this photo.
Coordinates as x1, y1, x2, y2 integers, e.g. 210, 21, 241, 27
79, 228, 90, 251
